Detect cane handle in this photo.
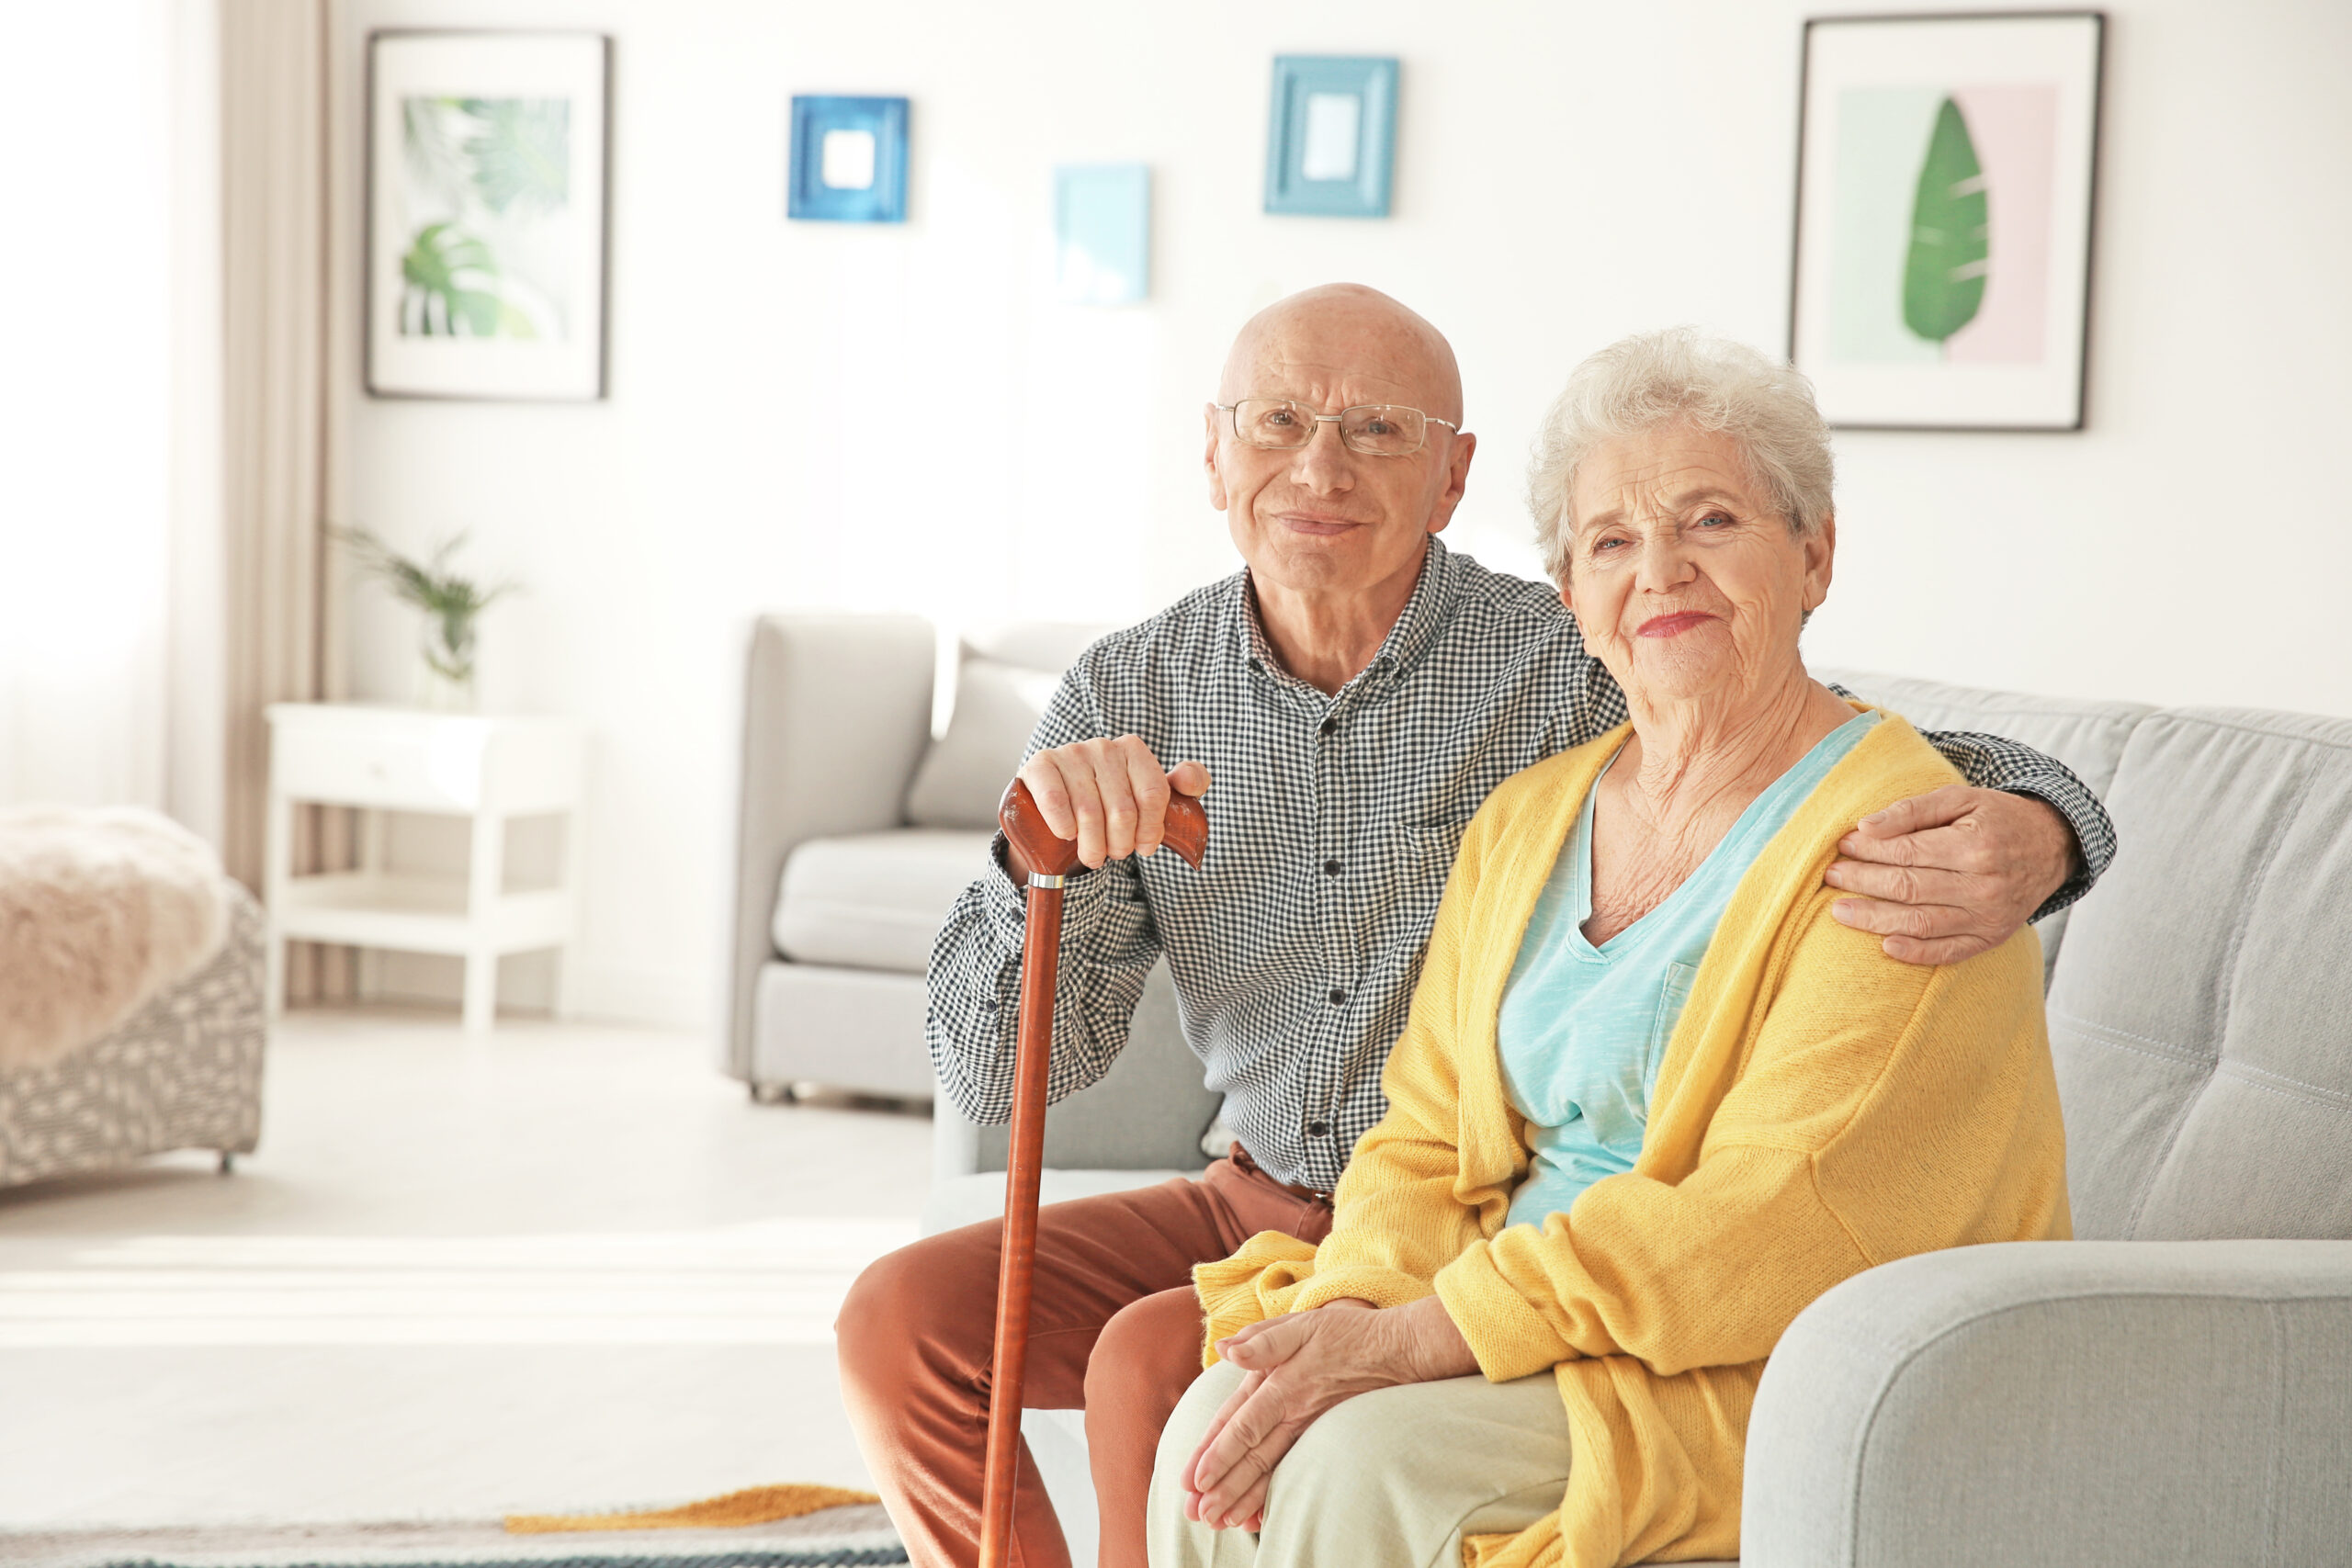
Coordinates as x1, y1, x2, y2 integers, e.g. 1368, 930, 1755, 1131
999, 777, 1208, 875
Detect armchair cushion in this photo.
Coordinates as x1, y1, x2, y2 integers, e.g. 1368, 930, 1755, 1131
904, 624, 1110, 830
905, 659, 1060, 829
1744, 1238, 2352, 1568
773, 829, 995, 973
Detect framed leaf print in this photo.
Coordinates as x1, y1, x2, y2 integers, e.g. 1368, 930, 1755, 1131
366, 31, 613, 400
1790, 13, 2104, 430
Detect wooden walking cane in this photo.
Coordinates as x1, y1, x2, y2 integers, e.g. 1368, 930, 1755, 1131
978, 777, 1209, 1568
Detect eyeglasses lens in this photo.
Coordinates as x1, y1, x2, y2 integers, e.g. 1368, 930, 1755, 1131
1341, 405, 1424, 455
1231, 400, 1425, 456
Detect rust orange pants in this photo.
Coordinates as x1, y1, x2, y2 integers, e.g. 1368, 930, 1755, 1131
835, 1151, 1333, 1568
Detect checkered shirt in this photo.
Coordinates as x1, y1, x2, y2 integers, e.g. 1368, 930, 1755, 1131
926, 539, 2115, 1191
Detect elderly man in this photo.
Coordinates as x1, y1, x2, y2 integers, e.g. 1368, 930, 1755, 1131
835, 286, 2112, 1568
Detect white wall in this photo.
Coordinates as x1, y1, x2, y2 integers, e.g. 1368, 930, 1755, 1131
328, 0, 2352, 1028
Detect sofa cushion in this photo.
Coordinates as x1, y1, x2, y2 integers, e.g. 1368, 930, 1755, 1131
904, 659, 1061, 829
2047, 708, 2352, 1242
905, 624, 1112, 830
1815, 669, 2154, 984
772, 829, 995, 972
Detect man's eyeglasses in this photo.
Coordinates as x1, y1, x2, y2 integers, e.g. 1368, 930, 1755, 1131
1216, 399, 1459, 457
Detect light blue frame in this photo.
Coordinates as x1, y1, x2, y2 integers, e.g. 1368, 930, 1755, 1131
1263, 55, 1397, 218
788, 95, 909, 222
1053, 164, 1151, 305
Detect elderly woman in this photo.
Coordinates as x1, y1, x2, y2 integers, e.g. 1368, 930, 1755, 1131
1144, 329, 2072, 1568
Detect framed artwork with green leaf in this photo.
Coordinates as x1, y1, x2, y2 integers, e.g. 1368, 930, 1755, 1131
1790, 13, 2104, 430
366, 31, 611, 400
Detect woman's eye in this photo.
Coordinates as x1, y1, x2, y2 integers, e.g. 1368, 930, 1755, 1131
1592, 536, 1627, 553
1696, 512, 1734, 529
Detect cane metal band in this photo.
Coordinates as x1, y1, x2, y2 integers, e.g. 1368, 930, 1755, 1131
1027, 874, 1068, 889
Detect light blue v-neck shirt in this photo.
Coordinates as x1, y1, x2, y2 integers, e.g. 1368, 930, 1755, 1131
1498, 710, 1882, 1230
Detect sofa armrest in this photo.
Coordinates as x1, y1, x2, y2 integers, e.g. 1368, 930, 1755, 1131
722, 614, 935, 1079
1744, 1239, 2352, 1568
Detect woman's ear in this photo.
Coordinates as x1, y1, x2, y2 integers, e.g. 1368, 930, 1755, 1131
1802, 513, 1836, 614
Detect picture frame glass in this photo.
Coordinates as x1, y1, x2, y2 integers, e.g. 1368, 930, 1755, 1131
366, 31, 610, 401
1791, 14, 2103, 430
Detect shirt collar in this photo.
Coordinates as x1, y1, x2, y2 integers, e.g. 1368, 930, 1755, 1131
1230, 536, 1459, 694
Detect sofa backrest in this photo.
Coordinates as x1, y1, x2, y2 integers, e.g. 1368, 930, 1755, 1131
1815, 668, 2155, 984
2045, 707, 2352, 1242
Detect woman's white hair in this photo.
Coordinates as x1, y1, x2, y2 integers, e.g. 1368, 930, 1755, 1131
1526, 327, 1835, 584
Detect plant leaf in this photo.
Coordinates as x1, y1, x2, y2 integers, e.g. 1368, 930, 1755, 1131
459, 97, 571, 215
1902, 97, 1990, 345
400, 222, 504, 337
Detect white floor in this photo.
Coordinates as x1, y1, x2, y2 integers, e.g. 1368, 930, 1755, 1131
0, 1008, 934, 1529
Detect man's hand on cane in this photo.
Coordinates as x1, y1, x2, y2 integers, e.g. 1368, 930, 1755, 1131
1006, 737, 1212, 878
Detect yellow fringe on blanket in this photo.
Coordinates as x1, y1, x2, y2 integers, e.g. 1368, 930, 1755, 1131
504, 1483, 880, 1533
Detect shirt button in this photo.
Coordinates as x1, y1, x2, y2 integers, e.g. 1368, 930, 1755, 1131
1323, 859, 1342, 877
1318, 716, 1338, 736
1306, 1120, 1330, 1137
1328, 987, 1347, 1006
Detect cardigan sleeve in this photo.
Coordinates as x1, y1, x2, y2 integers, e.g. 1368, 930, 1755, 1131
1193, 812, 1505, 1351
1435, 892, 2059, 1382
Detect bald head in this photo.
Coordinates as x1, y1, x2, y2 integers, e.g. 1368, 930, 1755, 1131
1218, 284, 1464, 425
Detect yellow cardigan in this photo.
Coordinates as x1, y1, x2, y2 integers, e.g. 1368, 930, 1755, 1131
1193, 710, 2071, 1568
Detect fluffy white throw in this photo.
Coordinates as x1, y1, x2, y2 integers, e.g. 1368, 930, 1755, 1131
0, 807, 231, 1073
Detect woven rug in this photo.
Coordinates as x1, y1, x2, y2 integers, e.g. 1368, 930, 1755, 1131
1, 1501, 906, 1568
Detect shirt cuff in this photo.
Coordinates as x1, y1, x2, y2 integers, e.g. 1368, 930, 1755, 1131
1432, 1243, 1574, 1383
978, 831, 1114, 936
1999, 785, 2099, 923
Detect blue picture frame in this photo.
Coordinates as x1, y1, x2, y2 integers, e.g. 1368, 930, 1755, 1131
788, 95, 909, 222
1264, 56, 1397, 218
1054, 164, 1151, 305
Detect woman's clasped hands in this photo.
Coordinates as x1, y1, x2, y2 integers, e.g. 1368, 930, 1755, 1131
1179, 1294, 1480, 1533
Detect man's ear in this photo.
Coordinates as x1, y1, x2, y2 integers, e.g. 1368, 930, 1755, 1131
1423, 430, 1477, 536
1203, 404, 1229, 513
1802, 513, 1836, 614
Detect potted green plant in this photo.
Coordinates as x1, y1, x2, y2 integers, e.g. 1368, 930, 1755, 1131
334, 526, 517, 711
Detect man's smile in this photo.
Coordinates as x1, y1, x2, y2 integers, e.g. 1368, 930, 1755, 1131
1272, 511, 1372, 536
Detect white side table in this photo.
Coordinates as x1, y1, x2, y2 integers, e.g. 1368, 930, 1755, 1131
265, 704, 588, 1032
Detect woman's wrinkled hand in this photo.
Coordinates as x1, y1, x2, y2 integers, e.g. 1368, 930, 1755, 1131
1180, 1296, 1476, 1532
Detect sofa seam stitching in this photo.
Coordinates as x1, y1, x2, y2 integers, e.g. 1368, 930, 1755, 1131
2143, 710, 2352, 754
2120, 752, 2308, 1238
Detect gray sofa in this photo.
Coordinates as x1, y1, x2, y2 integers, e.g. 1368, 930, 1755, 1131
730, 616, 2351, 1563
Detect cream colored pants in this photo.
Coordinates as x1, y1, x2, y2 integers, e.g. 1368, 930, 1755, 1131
1146, 1359, 1573, 1568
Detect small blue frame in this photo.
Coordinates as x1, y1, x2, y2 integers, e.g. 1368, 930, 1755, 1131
788, 95, 909, 222
1054, 164, 1151, 305
1264, 56, 1397, 218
